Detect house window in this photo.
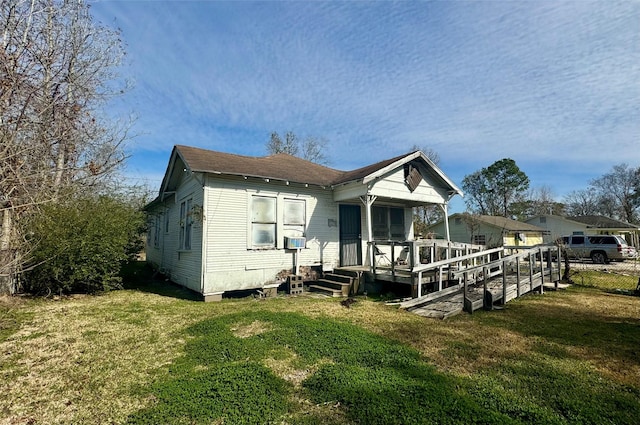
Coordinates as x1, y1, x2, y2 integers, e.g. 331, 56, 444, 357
373, 206, 405, 240
251, 196, 276, 248
154, 214, 161, 248
473, 235, 486, 245
284, 199, 306, 236
179, 198, 193, 250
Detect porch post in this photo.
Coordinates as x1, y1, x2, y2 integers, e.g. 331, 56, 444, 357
441, 203, 451, 242
360, 195, 377, 268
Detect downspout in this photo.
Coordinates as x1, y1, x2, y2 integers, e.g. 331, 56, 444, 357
200, 175, 207, 296
443, 190, 458, 243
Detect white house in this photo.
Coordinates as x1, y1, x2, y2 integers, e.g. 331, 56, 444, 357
525, 214, 640, 247
145, 145, 462, 300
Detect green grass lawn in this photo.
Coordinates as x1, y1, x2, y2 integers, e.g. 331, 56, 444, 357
1, 264, 639, 424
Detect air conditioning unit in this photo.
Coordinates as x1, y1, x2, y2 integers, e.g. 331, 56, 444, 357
284, 236, 306, 249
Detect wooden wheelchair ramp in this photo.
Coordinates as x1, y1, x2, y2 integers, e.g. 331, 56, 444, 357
393, 245, 563, 319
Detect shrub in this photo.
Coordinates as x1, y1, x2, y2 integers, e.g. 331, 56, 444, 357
22, 195, 145, 295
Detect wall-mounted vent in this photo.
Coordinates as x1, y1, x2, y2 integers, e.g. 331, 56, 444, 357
284, 236, 306, 249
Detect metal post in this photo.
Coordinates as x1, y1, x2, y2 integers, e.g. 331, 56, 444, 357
529, 252, 534, 293
539, 247, 545, 294
516, 256, 521, 297
502, 258, 507, 303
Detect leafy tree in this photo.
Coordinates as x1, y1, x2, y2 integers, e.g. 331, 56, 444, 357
0, 0, 130, 287
22, 195, 145, 295
266, 131, 329, 164
462, 158, 530, 217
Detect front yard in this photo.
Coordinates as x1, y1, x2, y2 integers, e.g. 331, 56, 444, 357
1, 265, 639, 424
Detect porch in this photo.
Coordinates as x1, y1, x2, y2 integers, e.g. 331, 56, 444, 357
386, 243, 563, 319
369, 239, 487, 296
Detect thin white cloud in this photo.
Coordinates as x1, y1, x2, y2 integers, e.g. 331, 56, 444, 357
89, 0, 640, 201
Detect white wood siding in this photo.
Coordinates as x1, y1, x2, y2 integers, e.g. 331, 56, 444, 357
146, 174, 204, 293
334, 167, 449, 204
203, 175, 339, 294
369, 167, 448, 204
526, 216, 588, 243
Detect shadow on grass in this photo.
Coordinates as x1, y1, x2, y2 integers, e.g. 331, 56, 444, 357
475, 290, 640, 370
120, 261, 201, 301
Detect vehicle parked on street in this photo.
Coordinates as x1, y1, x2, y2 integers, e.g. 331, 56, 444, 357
560, 234, 637, 264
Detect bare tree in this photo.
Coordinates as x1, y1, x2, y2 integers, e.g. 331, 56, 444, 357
590, 164, 639, 223
511, 185, 565, 219
564, 164, 640, 223
409, 145, 444, 233
266, 131, 329, 165
563, 189, 600, 217
1, 0, 129, 290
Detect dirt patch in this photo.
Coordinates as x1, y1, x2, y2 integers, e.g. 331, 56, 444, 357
230, 319, 273, 338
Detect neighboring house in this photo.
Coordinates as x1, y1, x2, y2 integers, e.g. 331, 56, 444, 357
526, 214, 640, 247
427, 214, 546, 248
145, 145, 462, 300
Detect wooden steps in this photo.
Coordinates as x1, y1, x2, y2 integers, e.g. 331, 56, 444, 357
308, 270, 356, 297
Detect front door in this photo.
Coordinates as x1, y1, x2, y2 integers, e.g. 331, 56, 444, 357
339, 204, 362, 266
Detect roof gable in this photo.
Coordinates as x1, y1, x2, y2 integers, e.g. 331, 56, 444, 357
334, 150, 462, 196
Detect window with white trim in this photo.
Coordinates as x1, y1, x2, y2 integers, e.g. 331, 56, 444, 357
283, 199, 306, 237
251, 196, 276, 248
373, 206, 405, 241
179, 198, 193, 250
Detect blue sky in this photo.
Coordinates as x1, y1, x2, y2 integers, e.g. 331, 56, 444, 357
90, 1, 639, 213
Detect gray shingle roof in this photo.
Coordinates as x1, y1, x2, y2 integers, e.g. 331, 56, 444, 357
567, 215, 639, 229
176, 145, 343, 186
469, 215, 545, 232
175, 145, 449, 189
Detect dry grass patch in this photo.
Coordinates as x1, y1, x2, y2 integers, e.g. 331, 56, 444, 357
230, 319, 273, 338
0, 291, 210, 425
2, 278, 639, 425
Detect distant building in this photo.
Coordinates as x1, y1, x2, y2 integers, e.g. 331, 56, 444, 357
525, 214, 640, 247
428, 213, 546, 248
